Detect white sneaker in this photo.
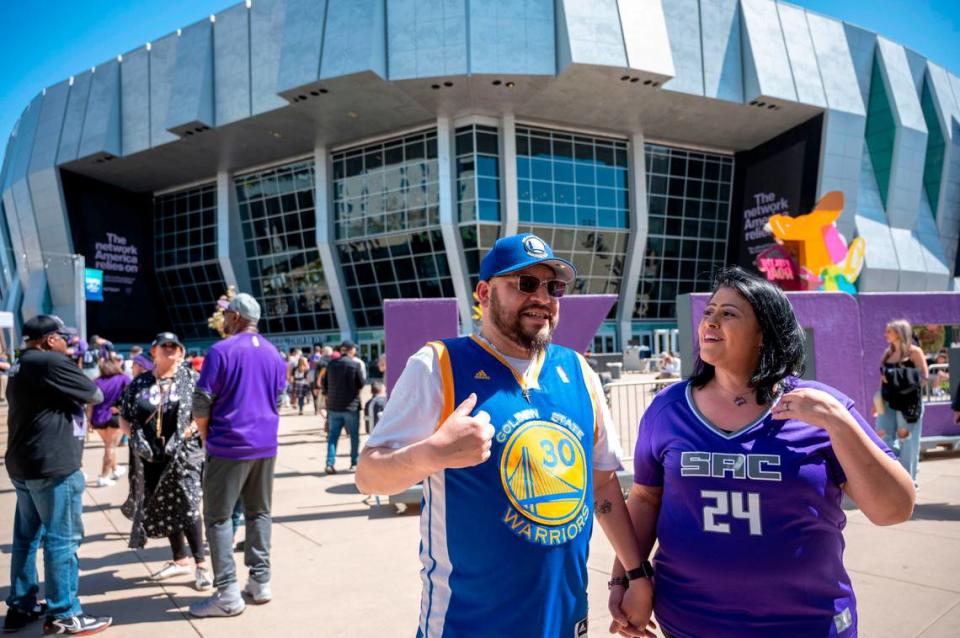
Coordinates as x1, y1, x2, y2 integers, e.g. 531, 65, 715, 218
189, 589, 245, 618
111, 466, 127, 479
151, 561, 192, 581
195, 567, 213, 591
243, 579, 272, 604
96, 475, 116, 487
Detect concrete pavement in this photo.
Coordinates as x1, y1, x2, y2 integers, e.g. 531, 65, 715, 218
2, 411, 959, 637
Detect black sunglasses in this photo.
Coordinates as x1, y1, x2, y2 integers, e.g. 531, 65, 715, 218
507, 274, 567, 298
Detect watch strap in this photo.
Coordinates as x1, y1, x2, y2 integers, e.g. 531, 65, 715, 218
625, 560, 654, 581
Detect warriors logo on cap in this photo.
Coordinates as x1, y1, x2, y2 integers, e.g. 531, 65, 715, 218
523, 235, 548, 257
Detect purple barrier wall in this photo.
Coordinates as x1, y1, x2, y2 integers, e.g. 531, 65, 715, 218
551, 294, 618, 353
383, 299, 459, 395
382, 294, 617, 394
684, 291, 960, 437
858, 293, 960, 437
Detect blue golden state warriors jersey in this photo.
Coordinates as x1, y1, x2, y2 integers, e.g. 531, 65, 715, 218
417, 336, 601, 638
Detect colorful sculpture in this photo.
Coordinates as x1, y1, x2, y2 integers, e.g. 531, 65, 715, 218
759, 191, 865, 292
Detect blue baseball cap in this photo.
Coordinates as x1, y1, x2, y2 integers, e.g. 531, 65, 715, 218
478, 233, 576, 283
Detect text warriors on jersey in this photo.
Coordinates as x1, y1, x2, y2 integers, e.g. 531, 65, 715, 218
498, 408, 590, 546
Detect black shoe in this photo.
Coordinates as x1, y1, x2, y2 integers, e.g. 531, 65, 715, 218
234, 540, 245, 553
324, 465, 336, 475
42, 614, 112, 635
3, 602, 46, 633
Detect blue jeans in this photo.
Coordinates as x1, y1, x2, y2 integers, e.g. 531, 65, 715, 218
327, 410, 360, 467
7, 470, 85, 619
876, 400, 923, 482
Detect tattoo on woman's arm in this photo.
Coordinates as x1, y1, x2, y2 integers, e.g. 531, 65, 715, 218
597, 499, 612, 515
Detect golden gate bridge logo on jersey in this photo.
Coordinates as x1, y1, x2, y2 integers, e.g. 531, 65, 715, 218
499, 420, 590, 546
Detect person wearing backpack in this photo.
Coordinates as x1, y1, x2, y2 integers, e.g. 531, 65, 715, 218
876, 319, 928, 485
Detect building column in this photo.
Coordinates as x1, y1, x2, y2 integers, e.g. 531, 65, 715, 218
437, 115, 473, 331
501, 114, 519, 237
215, 171, 252, 294
313, 145, 354, 340
617, 132, 648, 349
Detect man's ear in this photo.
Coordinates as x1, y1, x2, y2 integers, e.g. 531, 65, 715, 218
476, 280, 491, 305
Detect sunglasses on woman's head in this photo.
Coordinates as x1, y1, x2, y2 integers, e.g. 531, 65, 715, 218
506, 273, 567, 298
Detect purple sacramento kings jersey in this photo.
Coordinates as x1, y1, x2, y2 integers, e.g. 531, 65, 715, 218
634, 379, 895, 638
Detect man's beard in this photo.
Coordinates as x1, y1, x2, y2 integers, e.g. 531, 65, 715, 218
489, 287, 556, 355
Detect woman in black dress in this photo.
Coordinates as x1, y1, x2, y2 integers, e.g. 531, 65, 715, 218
120, 332, 211, 590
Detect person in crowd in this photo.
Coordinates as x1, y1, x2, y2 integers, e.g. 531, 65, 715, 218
308, 344, 323, 365
79, 338, 99, 379
930, 349, 949, 397
190, 293, 286, 618
4, 315, 112, 635
656, 351, 681, 380
130, 353, 153, 379
953, 375, 960, 425
610, 266, 915, 638
191, 351, 205, 374
356, 233, 651, 637
90, 359, 131, 487
322, 340, 365, 474
312, 346, 334, 419
290, 357, 312, 416
119, 332, 210, 591
876, 319, 929, 485
364, 381, 386, 434
123, 346, 143, 377
90, 335, 114, 363
0, 351, 10, 401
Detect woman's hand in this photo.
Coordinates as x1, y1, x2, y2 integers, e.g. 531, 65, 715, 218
608, 580, 656, 637
771, 388, 846, 430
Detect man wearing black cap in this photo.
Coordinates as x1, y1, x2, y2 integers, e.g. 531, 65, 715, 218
4, 315, 112, 635
321, 339, 365, 473
356, 234, 653, 637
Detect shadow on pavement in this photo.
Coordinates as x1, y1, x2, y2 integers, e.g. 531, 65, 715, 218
81, 594, 193, 627
910, 502, 960, 521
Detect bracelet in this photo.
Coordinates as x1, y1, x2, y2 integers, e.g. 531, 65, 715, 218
607, 577, 629, 590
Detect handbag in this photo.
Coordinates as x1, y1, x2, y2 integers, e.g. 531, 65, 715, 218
881, 364, 922, 423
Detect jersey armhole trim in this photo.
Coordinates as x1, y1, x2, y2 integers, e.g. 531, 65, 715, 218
429, 341, 455, 430
576, 353, 601, 445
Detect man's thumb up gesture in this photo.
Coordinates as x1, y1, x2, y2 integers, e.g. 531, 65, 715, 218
427, 393, 495, 470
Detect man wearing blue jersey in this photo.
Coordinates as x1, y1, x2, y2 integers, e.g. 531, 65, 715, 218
356, 234, 655, 638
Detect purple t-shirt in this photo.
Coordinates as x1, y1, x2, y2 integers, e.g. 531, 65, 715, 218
91, 374, 131, 426
197, 332, 287, 460
634, 378, 896, 638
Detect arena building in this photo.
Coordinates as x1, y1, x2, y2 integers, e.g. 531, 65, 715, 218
2, 0, 959, 358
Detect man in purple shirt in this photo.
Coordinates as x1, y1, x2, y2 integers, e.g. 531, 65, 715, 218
189, 293, 286, 618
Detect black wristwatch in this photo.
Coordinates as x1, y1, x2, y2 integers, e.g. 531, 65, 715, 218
625, 560, 654, 581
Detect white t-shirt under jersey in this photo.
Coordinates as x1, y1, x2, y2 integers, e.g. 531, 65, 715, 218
366, 343, 623, 471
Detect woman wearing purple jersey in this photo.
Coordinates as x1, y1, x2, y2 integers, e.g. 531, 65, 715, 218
89, 359, 131, 487
608, 267, 915, 638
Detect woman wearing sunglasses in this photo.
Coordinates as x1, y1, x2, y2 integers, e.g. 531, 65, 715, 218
119, 332, 211, 591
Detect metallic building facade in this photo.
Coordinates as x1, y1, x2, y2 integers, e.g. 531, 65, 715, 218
2, 0, 959, 352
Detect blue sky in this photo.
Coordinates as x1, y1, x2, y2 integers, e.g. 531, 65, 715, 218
1, 0, 959, 154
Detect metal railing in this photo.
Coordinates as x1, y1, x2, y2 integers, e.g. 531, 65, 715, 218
924, 363, 951, 404
604, 375, 682, 461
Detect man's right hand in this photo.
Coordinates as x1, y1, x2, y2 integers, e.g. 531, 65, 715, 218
425, 393, 494, 471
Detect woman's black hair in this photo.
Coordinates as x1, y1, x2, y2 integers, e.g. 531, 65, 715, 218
689, 266, 806, 404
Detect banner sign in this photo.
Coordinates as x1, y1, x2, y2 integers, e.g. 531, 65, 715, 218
84, 268, 104, 302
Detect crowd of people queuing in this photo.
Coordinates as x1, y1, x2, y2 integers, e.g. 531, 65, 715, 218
1, 292, 385, 634
1, 232, 958, 637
